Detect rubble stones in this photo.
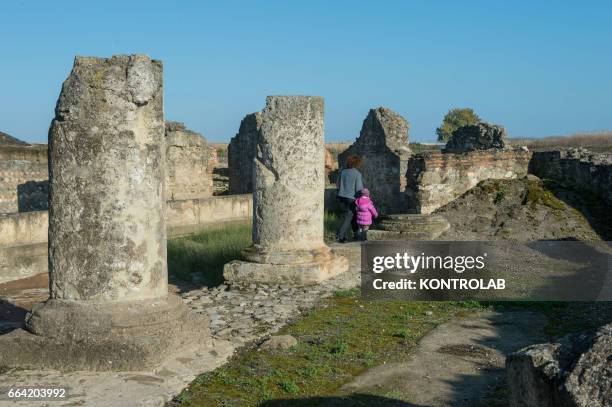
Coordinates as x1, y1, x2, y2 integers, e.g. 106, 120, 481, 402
445, 122, 507, 153
507, 323, 612, 407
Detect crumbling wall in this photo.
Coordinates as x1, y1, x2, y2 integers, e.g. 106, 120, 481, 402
165, 121, 217, 200
406, 149, 532, 214
338, 107, 411, 214
0, 144, 48, 213
529, 149, 612, 206
228, 112, 261, 194
0, 194, 253, 284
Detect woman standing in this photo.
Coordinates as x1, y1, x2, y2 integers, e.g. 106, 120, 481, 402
336, 154, 364, 242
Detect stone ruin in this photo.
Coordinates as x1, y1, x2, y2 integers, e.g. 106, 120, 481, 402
228, 112, 338, 193
507, 322, 611, 407
228, 112, 262, 194
0, 143, 47, 213
0, 55, 208, 371
530, 148, 612, 207
338, 107, 412, 214
165, 121, 217, 200
444, 122, 507, 153
0, 122, 217, 214
405, 148, 532, 214
224, 96, 348, 285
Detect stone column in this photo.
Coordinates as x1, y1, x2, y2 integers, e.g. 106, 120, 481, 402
0, 55, 208, 371
224, 96, 348, 285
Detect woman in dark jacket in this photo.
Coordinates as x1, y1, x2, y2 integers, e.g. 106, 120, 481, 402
336, 154, 364, 242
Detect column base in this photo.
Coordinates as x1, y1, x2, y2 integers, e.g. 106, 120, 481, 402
0, 294, 209, 371
224, 247, 349, 285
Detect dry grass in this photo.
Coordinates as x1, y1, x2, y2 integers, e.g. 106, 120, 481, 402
510, 131, 612, 152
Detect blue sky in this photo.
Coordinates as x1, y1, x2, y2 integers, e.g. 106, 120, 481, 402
1, 1, 611, 143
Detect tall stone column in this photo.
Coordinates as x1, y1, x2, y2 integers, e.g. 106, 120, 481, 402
224, 96, 348, 285
0, 55, 208, 371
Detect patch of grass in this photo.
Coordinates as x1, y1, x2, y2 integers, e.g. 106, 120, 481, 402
324, 211, 343, 243
168, 221, 252, 286
523, 180, 565, 211
278, 379, 300, 394
171, 300, 481, 406
334, 287, 360, 298
169, 215, 344, 285
329, 340, 349, 355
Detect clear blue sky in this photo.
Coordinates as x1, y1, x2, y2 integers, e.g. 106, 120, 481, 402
2, 0, 611, 143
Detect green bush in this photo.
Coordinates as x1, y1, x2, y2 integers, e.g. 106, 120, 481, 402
436, 108, 481, 142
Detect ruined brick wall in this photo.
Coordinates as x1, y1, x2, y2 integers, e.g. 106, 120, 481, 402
338, 107, 411, 214
406, 149, 532, 214
165, 121, 217, 200
0, 144, 48, 213
228, 112, 261, 194
530, 149, 612, 206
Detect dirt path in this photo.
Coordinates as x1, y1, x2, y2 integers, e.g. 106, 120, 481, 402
340, 310, 547, 407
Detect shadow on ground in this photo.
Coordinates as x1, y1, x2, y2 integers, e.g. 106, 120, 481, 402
543, 179, 612, 240
258, 394, 425, 407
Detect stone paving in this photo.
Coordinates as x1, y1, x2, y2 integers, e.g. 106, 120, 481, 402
0, 243, 360, 407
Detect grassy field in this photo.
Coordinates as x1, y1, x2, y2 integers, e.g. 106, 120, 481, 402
510, 131, 612, 152
171, 291, 483, 407
168, 213, 344, 286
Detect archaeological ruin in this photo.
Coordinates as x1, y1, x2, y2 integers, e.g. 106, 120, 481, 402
0, 55, 610, 407
405, 148, 532, 214
224, 96, 348, 285
338, 107, 412, 214
228, 112, 261, 194
165, 121, 217, 200
0, 142, 47, 213
0, 55, 209, 371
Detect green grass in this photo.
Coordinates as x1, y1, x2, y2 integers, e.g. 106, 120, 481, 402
168, 221, 252, 286
171, 293, 484, 406
168, 212, 343, 285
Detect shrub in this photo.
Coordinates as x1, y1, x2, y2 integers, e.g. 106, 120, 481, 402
436, 108, 481, 142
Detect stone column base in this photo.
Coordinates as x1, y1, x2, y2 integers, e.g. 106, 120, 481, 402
224, 248, 348, 285
0, 294, 209, 371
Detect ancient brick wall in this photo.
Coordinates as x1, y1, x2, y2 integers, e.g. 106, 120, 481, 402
0, 144, 48, 213
406, 149, 532, 214
338, 107, 411, 214
530, 149, 612, 206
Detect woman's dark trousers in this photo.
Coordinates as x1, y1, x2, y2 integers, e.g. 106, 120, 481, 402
337, 197, 357, 241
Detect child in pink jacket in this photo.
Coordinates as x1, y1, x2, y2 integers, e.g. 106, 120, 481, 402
355, 188, 378, 241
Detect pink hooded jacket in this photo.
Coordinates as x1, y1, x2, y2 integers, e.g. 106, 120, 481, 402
355, 196, 378, 226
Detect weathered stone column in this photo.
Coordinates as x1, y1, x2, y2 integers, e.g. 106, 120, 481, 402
0, 55, 208, 371
224, 96, 348, 285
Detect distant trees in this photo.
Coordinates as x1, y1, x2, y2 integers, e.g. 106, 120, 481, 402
436, 108, 481, 142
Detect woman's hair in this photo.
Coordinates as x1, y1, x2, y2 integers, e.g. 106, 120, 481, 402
345, 154, 363, 169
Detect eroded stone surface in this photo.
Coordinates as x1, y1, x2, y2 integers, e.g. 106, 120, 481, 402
445, 122, 507, 153
369, 214, 450, 240
0, 55, 210, 372
507, 323, 612, 407
338, 107, 411, 214
48, 54, 166, 301
406, 149, 532, 214
165, 121, 217, 201
225, 96, 348, 285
